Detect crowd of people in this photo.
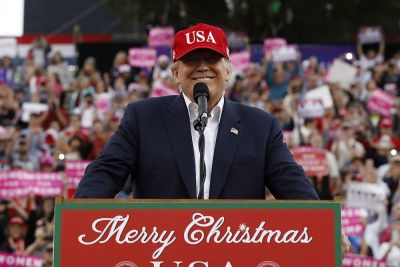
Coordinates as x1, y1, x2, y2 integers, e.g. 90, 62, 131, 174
0, 32, 400, 265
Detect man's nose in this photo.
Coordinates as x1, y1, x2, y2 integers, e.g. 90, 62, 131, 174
196, 60, 210, 71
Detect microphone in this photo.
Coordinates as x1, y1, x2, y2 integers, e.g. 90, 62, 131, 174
193, 82, 210, 131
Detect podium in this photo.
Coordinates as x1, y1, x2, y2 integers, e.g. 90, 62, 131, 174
54, 199, 342, 267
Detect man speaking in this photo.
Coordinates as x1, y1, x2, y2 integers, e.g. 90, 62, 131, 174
75, 23, 319, 200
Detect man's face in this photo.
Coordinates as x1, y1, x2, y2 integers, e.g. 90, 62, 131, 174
172, 49, 231, 109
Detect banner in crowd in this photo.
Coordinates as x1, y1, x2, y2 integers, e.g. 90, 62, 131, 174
326, 59, 357, 89
282, 130, 293, 144
297, 99, 325, 118
292, 146, 329, 177
65, 160, 92, 189
271, 45, 298, 62
227, 32, 248, 50
95, 93, 112, 119
150, 82, 179, 98
148, 26, 174, 47
129, 48, 157, 67
345, 182, 387, 212
263, 37, 287, 55
305, 85, 334, 108
342, 253, 386, 267
54, 201, 342, 267
0, 171, 63, 199
0, 252, 43, 267
0, 38, 17, 58
230, 50, 251, 71
341, 207, 366, 236
358, 27, 383, 44
367, 89, 395, 118
21, 102, 49, 122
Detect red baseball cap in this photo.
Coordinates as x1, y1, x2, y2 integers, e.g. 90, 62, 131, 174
172, 23, 229, 62
380, 118, 393, 128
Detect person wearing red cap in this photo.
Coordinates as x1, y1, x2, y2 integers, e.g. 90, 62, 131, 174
75, 23, 318, 201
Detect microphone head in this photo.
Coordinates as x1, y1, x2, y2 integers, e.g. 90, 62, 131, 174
193, 82, 210, 104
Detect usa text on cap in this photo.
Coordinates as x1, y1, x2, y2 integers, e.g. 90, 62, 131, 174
172, 23, 229, 62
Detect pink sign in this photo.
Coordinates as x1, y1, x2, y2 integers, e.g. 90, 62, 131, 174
65, 160, 92, 189
95, 93, 111, 117
150, 83, 178, 98
148, 26, 174, 47
129, 48, 157, 67
263, 37, 287, 55
0, 252, 43, 267
283, 131, 293, 144
230, 51, 251, 71
367, 89, 395, 117
341, 207, 365, 236
342, 254, 386, 267
0, 171, 63, 199
297, 98, 325, 118
292, 146, 329, 177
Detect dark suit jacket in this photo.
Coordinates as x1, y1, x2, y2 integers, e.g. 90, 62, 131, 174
75, 94, 319, 199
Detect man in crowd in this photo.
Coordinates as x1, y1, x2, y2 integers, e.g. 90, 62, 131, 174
75, 23, 318, 200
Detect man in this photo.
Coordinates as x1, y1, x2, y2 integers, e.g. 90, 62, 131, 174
75, 23, 318, 200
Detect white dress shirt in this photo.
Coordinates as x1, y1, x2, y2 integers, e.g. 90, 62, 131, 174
182, 92, 224, 199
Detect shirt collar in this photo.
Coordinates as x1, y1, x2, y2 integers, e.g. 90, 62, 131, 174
182, 91, 224, 124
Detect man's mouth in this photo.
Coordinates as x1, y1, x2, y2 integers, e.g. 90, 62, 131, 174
193, 77, 213, 81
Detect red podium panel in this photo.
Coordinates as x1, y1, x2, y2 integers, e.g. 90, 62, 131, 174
54, 200, 341, 267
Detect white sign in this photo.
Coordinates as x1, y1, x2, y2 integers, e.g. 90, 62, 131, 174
305, 85, 333, 109
358, 27, 383, 44
297, 99, 325, 118
0, 0, 24, 36
21, 102, 49, 122
271, 45, 298, 62
345, 182, 387, 212
326, 59, 357, 89
0, 38, 17, 58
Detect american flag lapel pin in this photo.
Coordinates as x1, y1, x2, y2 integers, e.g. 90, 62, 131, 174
230, 127, 239, 135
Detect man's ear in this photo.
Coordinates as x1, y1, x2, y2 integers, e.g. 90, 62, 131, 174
225, 68, 232, 82
171, 67, 180, 84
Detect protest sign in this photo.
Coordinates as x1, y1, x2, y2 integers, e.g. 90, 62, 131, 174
230, 50, 251, 71
358, 27, 383, 44
341, 207, 366, 236
292, 146, 329, 177
95, 93, 112, 119
345, 182, 387, 212
129, 48, 157, 67
342, 254, 386, 267
305, 85, 334, 109
0, 38, 17, 58
297, 99, 325, 118
227, 32, 248, 50
0, 171, 63, 199
21, 102, 49, 122
271, 45, 298, 62
263, 37, 287, 55
148, 27, 174, 47
367, 89, 395, 118
65, 160, 92, 189
0, 252, 43, 267
326, 59, 357, 89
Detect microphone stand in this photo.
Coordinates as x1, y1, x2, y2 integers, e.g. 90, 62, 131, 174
193, 114, 208, 199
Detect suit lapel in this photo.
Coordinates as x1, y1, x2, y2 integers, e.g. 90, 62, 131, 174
164, 94, 196, 198
209, 100, 242, 198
